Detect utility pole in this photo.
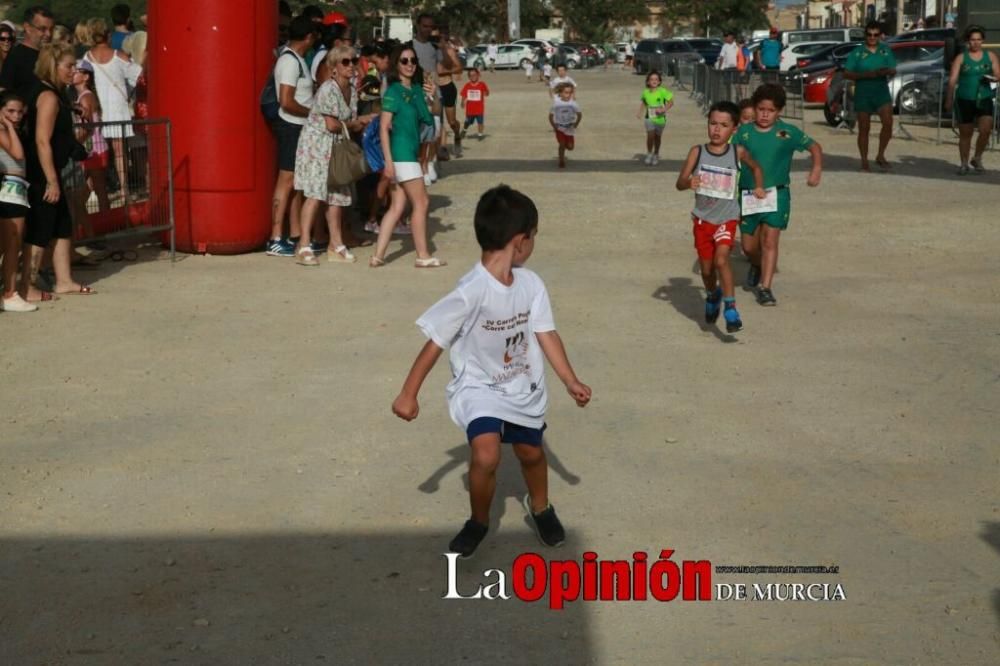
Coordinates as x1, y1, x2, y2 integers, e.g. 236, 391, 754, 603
895, 0, 905, 34
508, 0, 520, 40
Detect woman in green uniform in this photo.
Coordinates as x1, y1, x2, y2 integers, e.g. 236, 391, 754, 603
944, 26, 1000, 174
843, 21, 896, 171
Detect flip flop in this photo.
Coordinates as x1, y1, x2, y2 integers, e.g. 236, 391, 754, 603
26, 291, 57, 303
57, 285, 97, 295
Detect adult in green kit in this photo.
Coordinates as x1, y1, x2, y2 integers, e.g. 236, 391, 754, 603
843, 21, 896, 171
944, 26, 1000, 175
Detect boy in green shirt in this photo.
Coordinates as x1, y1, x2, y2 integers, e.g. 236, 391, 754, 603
733, 84, 823, 306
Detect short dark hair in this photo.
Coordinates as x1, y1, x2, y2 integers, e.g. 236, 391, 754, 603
110, 3, 130, 26
23, 5, 53, 24
0, 90, 24, 108
964, 25, 985, 41
300, 4, 324, 22
752, 82, 786, 110
865, 20, 881, 33
738, 98, 753, 110
415, 13, 434, 26
709, 101, 740, 125
474, 185, 539, 251
644, 70, 662, 86
288, 15, 316, 42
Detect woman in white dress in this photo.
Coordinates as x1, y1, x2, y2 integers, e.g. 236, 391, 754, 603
83, 18, 141, 198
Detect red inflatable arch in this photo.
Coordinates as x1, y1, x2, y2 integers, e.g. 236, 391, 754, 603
144, 0, 277, 254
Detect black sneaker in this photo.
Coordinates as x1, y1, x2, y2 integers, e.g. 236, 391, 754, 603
448, 520, 488, 559
746, 264, 761, 289
522, 494, 565, 547
756, 287, 777, 306
704, 288, 722, 324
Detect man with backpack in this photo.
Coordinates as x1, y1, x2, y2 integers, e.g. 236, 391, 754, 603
266, 15, 316, 256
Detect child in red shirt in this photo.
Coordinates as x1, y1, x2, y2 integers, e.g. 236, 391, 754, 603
460, 68, 490, 140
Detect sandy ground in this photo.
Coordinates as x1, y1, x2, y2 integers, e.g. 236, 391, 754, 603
1, 68, 999, 665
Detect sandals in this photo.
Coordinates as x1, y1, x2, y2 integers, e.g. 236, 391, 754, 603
414, 257, 447, 269
295, 246, 319, 266
328, 245, 356, 264
368, 256, 386, 268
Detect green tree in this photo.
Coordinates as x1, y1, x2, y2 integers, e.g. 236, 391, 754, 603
552, 0, 648, 42
660, 0, 768, 37
10, 0, 147, 28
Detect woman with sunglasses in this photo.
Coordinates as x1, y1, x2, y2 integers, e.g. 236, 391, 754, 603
0, 23, 15, 70
843, 21, 896, 171
293, 46, 376, 266
944, 26, 1000, 174
370, 44, 445, 268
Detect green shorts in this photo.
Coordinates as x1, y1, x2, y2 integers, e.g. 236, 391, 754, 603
740, 187, 791, 234
853, 88, 892, 114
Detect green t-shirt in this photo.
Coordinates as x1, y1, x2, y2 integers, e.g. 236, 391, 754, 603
733, 120, 815, 189
957, 50, 995, 101
844, 44, 896, 100
381, 81, 434, 163
641, 86, 674, 126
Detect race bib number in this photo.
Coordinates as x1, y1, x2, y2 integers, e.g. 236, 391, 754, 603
695, 165, 737, 200
467, 89, 482, 101
0, 175, 30, 207
741, 187, 778, 215
647, 105, 665, 119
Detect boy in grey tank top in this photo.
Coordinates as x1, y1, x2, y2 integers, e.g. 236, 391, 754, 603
676, 101, 765, 334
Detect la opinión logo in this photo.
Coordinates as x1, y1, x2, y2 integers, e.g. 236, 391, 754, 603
443, 550, 712, 610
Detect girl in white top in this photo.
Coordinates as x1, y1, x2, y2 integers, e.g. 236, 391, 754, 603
0, 91, 34, 312
84, 18, 142, 197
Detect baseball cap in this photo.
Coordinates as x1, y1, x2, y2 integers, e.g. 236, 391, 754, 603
769, 26, 778, 34
322, 11, 348, 27
76, 59, 94, 73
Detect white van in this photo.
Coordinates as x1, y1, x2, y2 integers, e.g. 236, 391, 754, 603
782, 27, 864, 47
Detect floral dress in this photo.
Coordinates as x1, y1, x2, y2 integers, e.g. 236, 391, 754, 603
294, 78, 357, 206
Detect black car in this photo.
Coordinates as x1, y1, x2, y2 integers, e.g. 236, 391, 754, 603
634, 39, 702, 75
684, 38, 723, 68
794, 41, 860, 73
888, 28, 955, 43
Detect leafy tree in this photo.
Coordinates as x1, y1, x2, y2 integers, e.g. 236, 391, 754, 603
9, 0, 147, 28
661, 0, 769, 37
552, 0, 649, 43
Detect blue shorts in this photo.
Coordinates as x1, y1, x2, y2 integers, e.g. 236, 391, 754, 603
466, 417, 546, 446
464, 114, 484, 127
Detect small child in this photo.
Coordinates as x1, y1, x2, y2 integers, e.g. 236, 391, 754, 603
548, 63, 577, 98
393, 185, 592, 558
459, 68, 490, 140
676, 101, 765, 333
738, 98, 755, 126
549, 83, 581, 169
636, 70, 673, 166
0, 90, 34, 312
733, 83, 822, 306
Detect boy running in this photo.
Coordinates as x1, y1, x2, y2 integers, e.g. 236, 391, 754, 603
393, 185, 592, 558
677, 101, 765, 333
459, 68, 490, 140
733, 84, 822, 306
550, 83, 581, 169
549, 63, 577, 98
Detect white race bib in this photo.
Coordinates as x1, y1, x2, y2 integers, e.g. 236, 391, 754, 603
695, 164, 737, 200
0, 175, 30, 207
741, 187, 778, 215
466, 89, 482, 102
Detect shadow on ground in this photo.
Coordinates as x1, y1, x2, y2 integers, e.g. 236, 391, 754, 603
980, 521, 1000, 630
0, 531, 592, 663
653, 278, 738, 343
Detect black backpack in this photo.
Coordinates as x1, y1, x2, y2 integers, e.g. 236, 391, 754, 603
260, 48, 306, 122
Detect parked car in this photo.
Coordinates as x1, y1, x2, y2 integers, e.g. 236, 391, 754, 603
563, 42, 599, 67
511, 38, 557, 56
888, 28, 955, 43
824, 40, 947, 125
634, 39, 702, 75
781, 41, 839, 71
782, 27, 864, 47
615, 42, 629, 64
803, 67, 837, 104
476, 43, 537, 70
464, 45, 486, 70
684, 38, 723, 68
794, 41, 860, 71
555, 44, 584, 69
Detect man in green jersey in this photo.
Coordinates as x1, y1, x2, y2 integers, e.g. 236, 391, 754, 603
733, 83, 822, 307
843, 21, 897, 171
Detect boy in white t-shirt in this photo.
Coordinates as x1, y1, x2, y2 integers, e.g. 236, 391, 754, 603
549, 83, 582, 169
548, 64, 577, 98
393, 185, 592, 558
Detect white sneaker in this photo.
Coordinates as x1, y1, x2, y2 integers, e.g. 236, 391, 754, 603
651, 154, 659, 166
427, 163, 438, 183
363, 220, 380, 234
423, 173, 433, 187
644, 153, 653, 165
1, 294, 38, 312
394, 220, 413, 236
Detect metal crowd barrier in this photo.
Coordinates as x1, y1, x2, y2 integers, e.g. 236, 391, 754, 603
676, 65, 805, 127
63, 117, 175, 259
893, 71, 947, 143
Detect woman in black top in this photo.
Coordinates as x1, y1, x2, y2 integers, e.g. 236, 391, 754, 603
22, 43, 95, 298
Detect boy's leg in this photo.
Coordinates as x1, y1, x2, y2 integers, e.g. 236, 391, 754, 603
513, 443, 548, 512
759, 224, 781, 291
653, 130, 662, 156
715, 244, 734, 299
646, 130, 654, 154
468, 433, 502, 524
558, 144, 566, 168
740, 217, 762, 288
698, 257, 716, 291
856, 111, 871, 170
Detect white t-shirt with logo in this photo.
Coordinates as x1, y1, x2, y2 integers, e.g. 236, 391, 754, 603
274, 48, 313, 126
549, 75, 577, 91
550, 98, 581, 135
416, 263, 556, 430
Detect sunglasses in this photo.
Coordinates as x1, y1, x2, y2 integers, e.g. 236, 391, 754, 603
339, 57, 359, 66
866, 32, 881, 37
398, 57, 417, 66
0, 37, 12, 43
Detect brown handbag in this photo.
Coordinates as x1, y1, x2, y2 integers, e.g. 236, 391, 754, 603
327, 122, 368, 187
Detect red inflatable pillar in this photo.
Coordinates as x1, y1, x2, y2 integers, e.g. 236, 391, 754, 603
148, 0, 276, 254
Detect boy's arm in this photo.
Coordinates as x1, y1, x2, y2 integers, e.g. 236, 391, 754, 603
548, 111, 556, 129
736, 146, 766, 198
574, 111, 582, 128
536, 330, 591, 407
675, 145, 701, 191
392, 340, 444, 421
806, 142, 823, 187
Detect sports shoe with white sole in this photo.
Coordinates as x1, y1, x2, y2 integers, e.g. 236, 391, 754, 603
523, 494, 565, 547
1, 294, 38, 312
